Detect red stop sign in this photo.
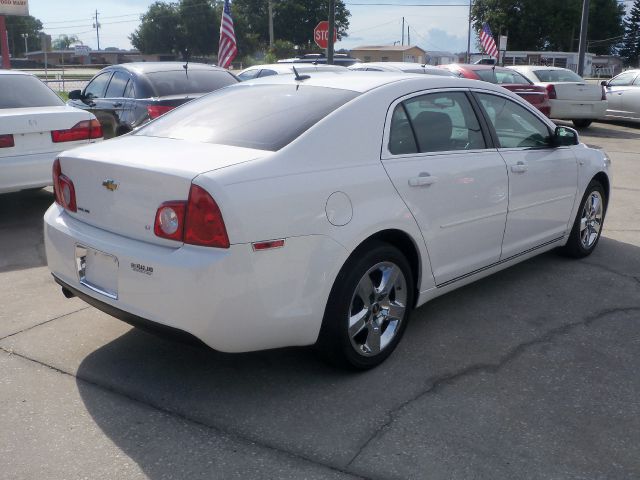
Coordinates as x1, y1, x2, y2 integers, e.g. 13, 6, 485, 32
314, 21, 337, 49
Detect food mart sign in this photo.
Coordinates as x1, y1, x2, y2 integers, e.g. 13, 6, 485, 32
0, 0, 29, 16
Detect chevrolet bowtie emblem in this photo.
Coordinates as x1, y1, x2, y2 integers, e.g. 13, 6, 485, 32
102, 180, 118, 191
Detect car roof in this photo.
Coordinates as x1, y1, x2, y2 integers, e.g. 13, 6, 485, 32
107, 62, 226, 75
511, 65, 571, 72
0, 70, 35, 76
448, 64, 515, 72
240, 64, 347, 74
240, 70, 506, 94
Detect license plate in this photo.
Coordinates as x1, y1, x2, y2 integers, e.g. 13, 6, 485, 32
572, 104, 592, 115
75, 245, 119, 299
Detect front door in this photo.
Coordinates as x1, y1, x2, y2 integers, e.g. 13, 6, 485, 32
381, 90, 508, 286
473, 91, 578, 259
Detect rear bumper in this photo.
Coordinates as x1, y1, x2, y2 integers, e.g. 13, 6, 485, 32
0, 150, 59, 193
44, 204, 347, 352
549, 99, 608, 120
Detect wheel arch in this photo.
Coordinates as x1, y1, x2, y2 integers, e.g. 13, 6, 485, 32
592, 171, 610, 207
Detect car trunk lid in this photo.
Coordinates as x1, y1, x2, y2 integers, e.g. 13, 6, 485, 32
544, 82, 602, 101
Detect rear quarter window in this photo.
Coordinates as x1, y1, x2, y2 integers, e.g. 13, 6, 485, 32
0, 75, 64, 108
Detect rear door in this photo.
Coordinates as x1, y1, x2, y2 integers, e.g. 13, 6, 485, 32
473, 91, 578, 259
69, 71, 117, 137
102, 70, 134, 134
381, 89, 509, 286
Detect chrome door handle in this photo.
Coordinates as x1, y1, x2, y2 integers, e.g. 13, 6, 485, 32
511, 161, 528, 173
113, 102, 123, 107
408, 173, 438, 187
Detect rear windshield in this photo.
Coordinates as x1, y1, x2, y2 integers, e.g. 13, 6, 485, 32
146, 70, 238, 96
136, 84, 359, 151
0, 75, 64, 108
475, 69, 531, 85
533, 69, 584, 82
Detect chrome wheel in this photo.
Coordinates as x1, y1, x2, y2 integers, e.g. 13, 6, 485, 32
579, 190, 603, 249
348, 261, 407, 357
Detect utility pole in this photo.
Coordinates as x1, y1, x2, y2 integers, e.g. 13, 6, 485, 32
407, 25, 410, 46
327, 0, 335, 65
466, 0, 472, 63
22, 33, 28, 56
268, 0, 274, 47
93, 10, 100, 51
577, 0, 589, 76
402, 17, 405, 46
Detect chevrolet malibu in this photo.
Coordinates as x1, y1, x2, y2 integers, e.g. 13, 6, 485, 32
45, 73, 611, 369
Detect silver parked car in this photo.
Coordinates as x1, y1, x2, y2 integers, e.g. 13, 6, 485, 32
602, 69, 640, 122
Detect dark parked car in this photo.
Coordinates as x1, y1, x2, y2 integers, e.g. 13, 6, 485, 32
67, 62, 239, 138
439, 64, 551, 117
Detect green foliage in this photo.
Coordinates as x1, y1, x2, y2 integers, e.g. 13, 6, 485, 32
130, 2, 185, 55
5, 15, 43, 56
471, 0, 624, 54
52, 34, 80, 50
620, 0, 640, 66
268, 39, 296, 59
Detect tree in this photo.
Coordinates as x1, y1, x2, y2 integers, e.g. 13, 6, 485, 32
130, 2, 183, 54
471, 0, 624, 55
620, 0, 640, 66
5, 15, 43, 57
52, 34, 80, 50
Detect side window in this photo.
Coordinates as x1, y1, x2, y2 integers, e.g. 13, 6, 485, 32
402, 91, 485, 153
84, 72, 113, 99
123, 79, 136, 98
476, 93, 551, 148
388, 104, 418, 155
104, 71, 130, 98
609, 71, 637, 86
238, 69, 260, 81
258, 69, 277, 78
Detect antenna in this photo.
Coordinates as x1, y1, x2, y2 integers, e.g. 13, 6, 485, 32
183, 48, 189, 76
292, 65, 310, 81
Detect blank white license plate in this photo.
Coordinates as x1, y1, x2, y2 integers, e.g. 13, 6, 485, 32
76, 245, 119, 299
572, 104, 592, 115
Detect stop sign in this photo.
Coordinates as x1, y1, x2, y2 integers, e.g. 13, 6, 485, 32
314, 21, 337, 49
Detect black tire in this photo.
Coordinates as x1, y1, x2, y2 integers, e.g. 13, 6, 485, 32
316, 241, 414, 370
561, 180, 607, 258
572, 119, 593, 128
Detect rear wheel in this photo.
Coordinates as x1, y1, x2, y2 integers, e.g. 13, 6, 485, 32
572, 119, 593, 128
561, 180, 606, 258
316, 241, 414, 369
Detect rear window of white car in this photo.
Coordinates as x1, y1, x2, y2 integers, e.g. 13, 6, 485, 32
533, 69, 584, 82
136, 84, 359, 151
0, 75, 64, 108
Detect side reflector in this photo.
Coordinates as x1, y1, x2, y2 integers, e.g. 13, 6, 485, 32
0, 134, 14, 148
252, 239, 285, 251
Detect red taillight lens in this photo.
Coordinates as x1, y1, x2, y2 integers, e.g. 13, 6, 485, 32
51, 119, 103, 143
545, 84, 557, 100
52, 158, 77, 212
147, 105, 175, 119
185, 184, 229, 248
154, 202, 186, 241
153, 184, 229, 248
0, 134, 14, 148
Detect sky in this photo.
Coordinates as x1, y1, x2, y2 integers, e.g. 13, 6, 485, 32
27, 0, 477, 54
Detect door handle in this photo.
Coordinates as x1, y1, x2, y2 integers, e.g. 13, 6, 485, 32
113, 102, 123, 107
511, 161, 528, 173
408, 173, 438, 187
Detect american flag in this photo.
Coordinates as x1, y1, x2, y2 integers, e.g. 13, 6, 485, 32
479, 23, 499, 58
218, 0, 237, 69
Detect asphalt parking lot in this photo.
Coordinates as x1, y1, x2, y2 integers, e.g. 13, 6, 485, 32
1, 121, 639, 480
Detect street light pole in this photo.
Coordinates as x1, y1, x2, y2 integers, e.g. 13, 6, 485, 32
577, 0, 590, 76
22, 33, 28, 56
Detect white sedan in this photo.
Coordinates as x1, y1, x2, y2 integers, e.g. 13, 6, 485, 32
45, 72, 611, 369
508, 66, 607, 128
1, 70, 102, 194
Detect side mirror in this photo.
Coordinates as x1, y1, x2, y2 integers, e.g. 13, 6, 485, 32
553, 126, 579, 147
600, 80, 609, 87
68, 90, 83, 100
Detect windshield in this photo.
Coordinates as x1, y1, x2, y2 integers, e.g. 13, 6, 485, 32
146, 70, 238, 96
136, 84, 359, 151
0, 75, 64, 108
533, 69, 584, 82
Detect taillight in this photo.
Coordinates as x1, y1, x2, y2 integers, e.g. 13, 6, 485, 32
52, 158, 77, 212
51, 119, 103, 143
545, 84, 557, 100
147, 105, 175, 119
0, 134, 14, 148
153, 184, 229, 248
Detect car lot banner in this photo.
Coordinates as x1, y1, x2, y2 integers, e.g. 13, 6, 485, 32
0, 0, 29, 16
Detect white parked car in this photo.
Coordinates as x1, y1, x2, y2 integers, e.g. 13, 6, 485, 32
237, 63, 346, 81
348, 62, 456, 77
508, 66, 607, 128
45, 73, 611, 369
0, 70, 103, 194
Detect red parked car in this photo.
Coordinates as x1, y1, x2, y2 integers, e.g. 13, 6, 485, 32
439, 64, 551, 117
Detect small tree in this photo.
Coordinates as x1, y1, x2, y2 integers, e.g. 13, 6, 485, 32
620, 0, 640, 66
52, 34, 80, 50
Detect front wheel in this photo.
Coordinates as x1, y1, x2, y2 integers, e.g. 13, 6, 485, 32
572, 119, 593, 128
316, 241, 414, 370
561, 180, 606, 258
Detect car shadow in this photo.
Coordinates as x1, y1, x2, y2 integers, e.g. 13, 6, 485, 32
74, 236, 640, 478
0, 188, 52, 272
